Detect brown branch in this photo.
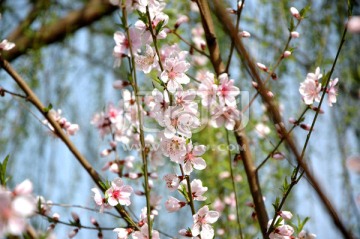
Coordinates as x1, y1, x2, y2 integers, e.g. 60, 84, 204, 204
234, 122, 269, 237
212, 1, 353, 238
195, 0, 225, 75
6, 0, 51, 42
3, 0, 118, 62
195, 0, 269, 237
0, 56, 138, 229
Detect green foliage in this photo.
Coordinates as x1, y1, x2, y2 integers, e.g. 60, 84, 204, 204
0, 155, 10, 186
43, 103, 53, 113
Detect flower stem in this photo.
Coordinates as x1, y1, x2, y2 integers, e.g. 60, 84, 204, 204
122, 5, 153, 237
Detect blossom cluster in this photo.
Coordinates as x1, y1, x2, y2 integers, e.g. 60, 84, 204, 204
92, 178, 133, 212
43, 109, 79, 136
299, 67, 338, 107
268, 212, 316, 239
0, 180, 36, 237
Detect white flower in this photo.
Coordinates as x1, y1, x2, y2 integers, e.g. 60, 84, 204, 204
135, 44, 158, 73
190, 179, 208, 201
197, 71, 218, 107
191, 206, 219, 239
298, 230, 317, 239
255, 122, 271, 138
211, 105, 240, 130
163, 174, 182, 191
160, 106, 200, 139
113, 228, 133, 239
182, 142, 207, 175
165, 196, 185, 212
279, 210, 293, 220
217, 73, 240, 106
0, 39, 15, 51
160, 134, 187, 163
132, 223, 159, 239
160, 56, 190, 93
105, 178, 133, 206
299, 67, 322, 105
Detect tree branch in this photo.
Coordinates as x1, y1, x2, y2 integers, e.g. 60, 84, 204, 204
0, 56, 138, 229
3, 0, 117, 62
195, 0, 269, 237
212, 1, 353, 238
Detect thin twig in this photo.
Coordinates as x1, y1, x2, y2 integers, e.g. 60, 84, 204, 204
0, 56, 138, 229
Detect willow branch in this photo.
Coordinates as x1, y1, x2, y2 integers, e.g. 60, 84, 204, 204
195, 0, 269, 237
0, 56, 138, 229
3, 0, 117, 62
212, 1, 353, 238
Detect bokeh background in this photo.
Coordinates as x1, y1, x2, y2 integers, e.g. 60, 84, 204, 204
0, 0, 359, 238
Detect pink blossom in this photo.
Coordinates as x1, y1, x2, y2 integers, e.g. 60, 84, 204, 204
211, 104, 240, 130
105, 178, 133, 206
255, 122, 271, 138
113, 228, 133, 239
163, 174, 182, 191
91, 188, 110, 212
191, 206, 220, 239
197, 71, 218, 107
268, 218, 295, 239
113, 80, 130, 90
191, 24, 206, 50
113, 28, 141, 58
297, 230, 317, 239
13, 179, 33, 196
213, 198, 225, 212
43, 109, 79, 136
135, 44, 158, 73
160, 106, 200, 139
160, 135, 187, 163
327, 78, 338, 107
160, 57, 190, 93
182, 143, 207, 175
217, 73, 240, 106
224, 192, 236, 208
191, 179, 208, 201
132, 223, 159, 239
175, 15, 189, 29
347, 16, 360, 33
299, 67, 322, 105
165, 196, 186, 212
174, 90, 198, 114
0, 181, 36, 236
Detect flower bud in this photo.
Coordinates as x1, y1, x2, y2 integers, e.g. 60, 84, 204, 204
257, 62, 268, 72
174, 15, 189, 29
267, 91, 274, 98
290, 7, 301, 20
238, 30, 251, 38
226, 8, 237, 14
291, 31, 300, 38
252, 81, 259, 89
283, 50, 291, 58
300, 123, 311, 131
